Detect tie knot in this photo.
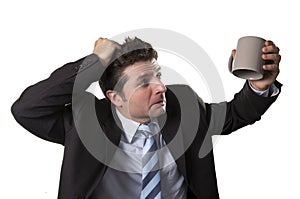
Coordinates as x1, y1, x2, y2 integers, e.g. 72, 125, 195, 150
136, 124, 152, 138
133, 122, 160, 143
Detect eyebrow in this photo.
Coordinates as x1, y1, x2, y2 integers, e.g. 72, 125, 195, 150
136, 72, 153, 82
137, 64, 161, 79
153, 63, 161, 72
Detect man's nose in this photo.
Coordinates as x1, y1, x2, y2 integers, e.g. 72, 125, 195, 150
152, 79, 166, 94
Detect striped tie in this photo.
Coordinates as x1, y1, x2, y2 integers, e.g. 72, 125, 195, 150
137, 124, 161, 199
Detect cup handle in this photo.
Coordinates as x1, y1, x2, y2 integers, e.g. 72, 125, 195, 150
228, 54, 234, 73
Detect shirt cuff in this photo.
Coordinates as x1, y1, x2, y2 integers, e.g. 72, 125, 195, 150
248, 81, 280, 97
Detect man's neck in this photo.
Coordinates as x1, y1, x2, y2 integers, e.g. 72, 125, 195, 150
116, 107, 151, 124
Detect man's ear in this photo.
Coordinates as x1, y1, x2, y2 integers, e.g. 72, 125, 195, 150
106, 90, 123, 107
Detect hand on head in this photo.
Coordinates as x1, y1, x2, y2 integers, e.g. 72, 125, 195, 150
93, 37, 121, 66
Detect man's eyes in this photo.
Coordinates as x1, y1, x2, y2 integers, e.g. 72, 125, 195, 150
140, 78, 150, 87
137, 73, 161, 87
156, 72, 162, 79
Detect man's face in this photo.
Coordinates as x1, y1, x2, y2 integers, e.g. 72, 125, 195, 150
111, 60, 167, 123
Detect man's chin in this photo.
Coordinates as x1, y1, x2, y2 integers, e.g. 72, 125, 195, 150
149, 104, 166, 118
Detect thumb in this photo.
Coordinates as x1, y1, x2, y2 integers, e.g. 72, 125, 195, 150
231, 49, 236, 57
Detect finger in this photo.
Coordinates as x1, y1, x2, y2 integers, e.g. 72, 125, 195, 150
231, 49, 236, 57
265, 40, 274, 46
101, 38, 120, 47
263, 63, 279, 71
94, 37, 106, 47
262, 53, 280, 61
277, 54, 281, 63
111, 40, 121, 49
262, 45, 280, 53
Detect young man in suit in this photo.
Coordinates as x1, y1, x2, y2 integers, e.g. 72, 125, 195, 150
11, 36, 281, 198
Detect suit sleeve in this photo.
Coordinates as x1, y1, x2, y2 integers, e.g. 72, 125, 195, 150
11, 54, 104, 145
205, 80, 282, 136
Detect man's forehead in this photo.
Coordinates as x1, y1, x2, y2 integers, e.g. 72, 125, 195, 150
115, 60, 162, 90
123, 60, 161, 76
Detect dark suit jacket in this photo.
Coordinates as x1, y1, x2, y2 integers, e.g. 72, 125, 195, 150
11, 54, 281, 199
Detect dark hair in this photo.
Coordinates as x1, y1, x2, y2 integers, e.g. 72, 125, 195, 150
99, 37, 158, 97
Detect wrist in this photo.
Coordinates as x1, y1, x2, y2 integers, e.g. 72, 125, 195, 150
249, 81, 270, 91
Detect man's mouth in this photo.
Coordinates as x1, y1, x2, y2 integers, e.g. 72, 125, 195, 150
151, 99, 165, 107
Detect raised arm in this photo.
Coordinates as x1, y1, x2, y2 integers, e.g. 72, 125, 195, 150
11, 38, 120, 145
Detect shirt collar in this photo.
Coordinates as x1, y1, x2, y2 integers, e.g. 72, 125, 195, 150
115, 108, 140, 143
115, 108, 160, 143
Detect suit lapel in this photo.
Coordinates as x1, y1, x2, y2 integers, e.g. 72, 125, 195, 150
94, 98, 123, 165
158, 88, 188, 179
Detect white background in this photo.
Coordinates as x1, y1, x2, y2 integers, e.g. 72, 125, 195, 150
1, 0, 299, 198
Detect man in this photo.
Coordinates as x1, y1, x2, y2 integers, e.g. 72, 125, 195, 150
11, 36, 282, 199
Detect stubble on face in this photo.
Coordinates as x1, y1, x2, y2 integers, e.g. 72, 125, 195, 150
116, 61, 167, 123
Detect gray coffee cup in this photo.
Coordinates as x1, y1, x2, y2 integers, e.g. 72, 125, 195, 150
228, 36, 266, 80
